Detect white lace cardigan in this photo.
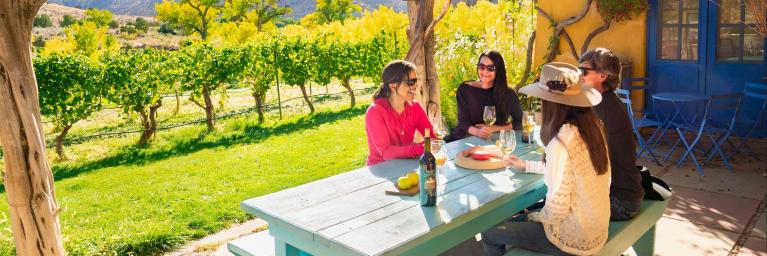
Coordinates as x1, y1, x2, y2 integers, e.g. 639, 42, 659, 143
524, 124, 612, 255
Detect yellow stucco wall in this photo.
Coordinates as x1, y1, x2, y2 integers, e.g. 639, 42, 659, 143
534, 0, 648, 106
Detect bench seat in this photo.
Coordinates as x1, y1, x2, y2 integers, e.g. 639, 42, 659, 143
505, 199, 670, 256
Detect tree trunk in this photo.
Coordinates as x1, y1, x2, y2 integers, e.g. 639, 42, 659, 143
174, 89, 181, 115
0, 1, 67, 255
138, 100, 162, 147
202, 85, 215, 132
406, 0, 448, 119
54, 124, 72, 160
341, 77, 355, 108
298, 84, 315, 113
253, 91, 265, 123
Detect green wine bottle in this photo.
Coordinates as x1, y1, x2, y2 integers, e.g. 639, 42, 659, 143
419, 129, 437, 206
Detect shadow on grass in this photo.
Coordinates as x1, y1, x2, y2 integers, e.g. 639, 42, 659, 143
0, 106, 367, 194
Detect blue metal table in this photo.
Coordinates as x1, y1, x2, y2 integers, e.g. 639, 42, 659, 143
647, 92, 708, 167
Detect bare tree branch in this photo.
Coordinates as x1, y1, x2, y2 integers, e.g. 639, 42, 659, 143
424, 0, 451, 41
515, 31, 536, 91
557, 0, 593, 29
189, 96, 205, 109
535, 6, 556, 24
581, 20, 611, 54
560, 29, 579, 60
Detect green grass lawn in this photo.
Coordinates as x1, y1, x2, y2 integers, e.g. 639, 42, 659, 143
0, 93, 372, 255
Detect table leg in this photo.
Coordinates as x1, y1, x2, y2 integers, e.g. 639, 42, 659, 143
275, 239, 313, 256
675, 127, 705, 175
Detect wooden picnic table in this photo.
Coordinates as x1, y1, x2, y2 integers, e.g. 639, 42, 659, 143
240, 131, 547, 256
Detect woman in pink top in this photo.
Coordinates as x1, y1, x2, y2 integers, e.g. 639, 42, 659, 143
365, 60, 434, 166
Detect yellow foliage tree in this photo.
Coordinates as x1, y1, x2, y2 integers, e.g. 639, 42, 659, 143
156, 0, 220, 40
40, 21, 121, 59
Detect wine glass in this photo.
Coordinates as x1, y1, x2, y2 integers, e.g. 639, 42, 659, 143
524, 114, 536, 148
431, 116, 448, 139
431, 139, 446, 168
483, 106, 496, 141
499, 129, 516, 170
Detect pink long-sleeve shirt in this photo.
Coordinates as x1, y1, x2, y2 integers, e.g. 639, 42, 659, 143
365, 98, 435, 166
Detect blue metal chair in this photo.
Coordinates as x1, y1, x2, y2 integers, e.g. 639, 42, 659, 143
726, 82, 766, 161
621, 77, 662, 121
673, 93, 743, 175
619, 78, 669, 163
614, 89, 662, 165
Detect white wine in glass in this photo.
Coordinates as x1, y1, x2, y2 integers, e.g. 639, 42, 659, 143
482, 106, 496, 141
430, 140, 446, 168
524, 115, 535, 148
483, 106, 496, 126
499, 129, 516, 170
432, 116, 448, 138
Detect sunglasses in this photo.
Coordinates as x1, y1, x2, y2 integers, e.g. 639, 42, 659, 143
578, 66, 594, 75
477, 64, 496, 72
403, 78, 418, 87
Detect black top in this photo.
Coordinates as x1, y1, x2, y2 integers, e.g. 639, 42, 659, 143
448, 82, 523, 141
593, 91, 645, 203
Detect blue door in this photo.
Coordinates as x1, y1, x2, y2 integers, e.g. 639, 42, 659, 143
648, 0, 766, 135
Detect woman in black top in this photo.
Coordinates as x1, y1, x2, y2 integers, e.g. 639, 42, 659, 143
446, 50, 523, 142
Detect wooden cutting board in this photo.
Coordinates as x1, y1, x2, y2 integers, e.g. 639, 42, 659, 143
385, 183, 419, 196
454, 145, 506, 170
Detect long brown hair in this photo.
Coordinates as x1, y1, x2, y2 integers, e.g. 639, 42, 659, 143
373, 60, 417, 100
540, 100, 609, 175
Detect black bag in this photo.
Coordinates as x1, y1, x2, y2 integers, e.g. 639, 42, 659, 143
639, 165, 672, 200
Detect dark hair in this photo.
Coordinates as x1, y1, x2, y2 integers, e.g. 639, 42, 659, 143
373, 60, 417, 100
540, 100, 609, 175
579, 48, 622, 91
477, 50, 515, 124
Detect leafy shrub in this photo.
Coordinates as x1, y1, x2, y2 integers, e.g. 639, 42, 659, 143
60, 14, 77, 27
33, 14, 53, 28
158, 22, 176, 35
134, 17, 150, 33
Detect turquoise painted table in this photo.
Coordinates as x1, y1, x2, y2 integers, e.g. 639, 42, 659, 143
240, 133, 547, 256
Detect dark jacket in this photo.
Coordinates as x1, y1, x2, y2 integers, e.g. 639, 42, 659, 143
593, 91, 645, 203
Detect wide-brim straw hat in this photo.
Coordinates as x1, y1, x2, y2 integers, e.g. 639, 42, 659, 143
519, 62, 601, 107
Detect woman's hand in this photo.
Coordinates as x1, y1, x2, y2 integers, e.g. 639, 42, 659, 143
503, 154, 525, 170
412, 130, 424, 144
471, 125, 493, 139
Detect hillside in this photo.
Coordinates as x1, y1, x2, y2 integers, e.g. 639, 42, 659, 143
34, 3, 178, 49
46, 0, 164, 17
44, 0, 408, 17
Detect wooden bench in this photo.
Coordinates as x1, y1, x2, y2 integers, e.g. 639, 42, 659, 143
228, 231, 275, 256
229, 200, 668, 256
505, 199, 670, 256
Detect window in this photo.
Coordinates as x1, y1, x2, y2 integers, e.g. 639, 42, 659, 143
717, 0, 765, 63
659, 0, 699, 60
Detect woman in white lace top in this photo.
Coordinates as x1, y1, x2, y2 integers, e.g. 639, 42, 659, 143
480, 62, 611, 256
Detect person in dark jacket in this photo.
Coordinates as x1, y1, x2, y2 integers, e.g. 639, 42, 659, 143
579, 48, 644, 220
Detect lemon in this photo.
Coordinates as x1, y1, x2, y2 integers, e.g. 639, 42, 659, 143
407, 172, 419, 185
397, 176, 412, 189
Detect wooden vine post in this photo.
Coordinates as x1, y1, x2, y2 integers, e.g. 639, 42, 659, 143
404, 0, 450, 119
0, 1, 66, 255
